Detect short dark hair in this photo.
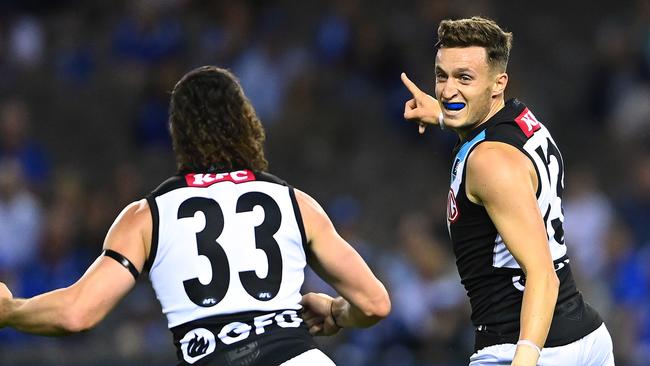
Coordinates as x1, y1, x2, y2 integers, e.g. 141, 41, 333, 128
436, 16, 513, 72
169, 66, 268, 173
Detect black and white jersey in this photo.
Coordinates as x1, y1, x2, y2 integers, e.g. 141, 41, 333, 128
145, 170, 316, 365
446, 99, 602, 351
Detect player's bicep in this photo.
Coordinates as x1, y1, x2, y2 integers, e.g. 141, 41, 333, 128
467, 143, 553, 273
101, 199, 152, 272
68, 200, 151, 326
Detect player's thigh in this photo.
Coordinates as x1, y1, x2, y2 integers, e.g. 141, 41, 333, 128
581, 323, 614, 366
470, 324, 614, 366
544, 324, 614, 366
469, 343, 516, 365
469, 342, 583, 366
280, 349, 336, 366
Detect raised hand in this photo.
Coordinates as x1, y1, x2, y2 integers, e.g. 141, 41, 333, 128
401, 72, 442, 133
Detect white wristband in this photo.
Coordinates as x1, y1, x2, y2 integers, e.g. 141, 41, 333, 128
438, 112, 445, 130
516, 339, 541, 355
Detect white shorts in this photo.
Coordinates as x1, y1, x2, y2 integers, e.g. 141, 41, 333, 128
469, 323, 614, 366
280, 349, 336, 366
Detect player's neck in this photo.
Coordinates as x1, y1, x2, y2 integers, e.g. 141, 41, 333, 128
483, 97, 506, 124
457, 97, 505, 141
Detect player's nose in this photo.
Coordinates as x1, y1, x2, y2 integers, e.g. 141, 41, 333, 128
439, 81, 459, 101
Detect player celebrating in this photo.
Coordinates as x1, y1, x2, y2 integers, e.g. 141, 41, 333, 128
401, 17, 613, 366
0, 66, 390, 366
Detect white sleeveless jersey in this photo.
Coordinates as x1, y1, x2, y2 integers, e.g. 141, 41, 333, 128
144, 170, 307, 328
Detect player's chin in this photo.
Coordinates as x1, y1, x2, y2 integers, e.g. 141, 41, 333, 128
441, 114, 465, 129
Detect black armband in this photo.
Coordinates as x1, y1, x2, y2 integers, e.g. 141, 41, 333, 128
102, 249, 140, 280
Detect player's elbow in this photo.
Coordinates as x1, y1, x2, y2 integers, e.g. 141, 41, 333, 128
59, 292, 102, 333
532, 268, 560, 297
60, 308, 98, 333
362, 291, 391, 320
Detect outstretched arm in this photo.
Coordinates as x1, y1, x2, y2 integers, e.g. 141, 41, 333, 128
466, 142, 560, 366
296, 190, 390, 336
0, 199, 152, 336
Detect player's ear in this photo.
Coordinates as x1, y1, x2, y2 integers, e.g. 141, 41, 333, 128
492, 72, 508, 97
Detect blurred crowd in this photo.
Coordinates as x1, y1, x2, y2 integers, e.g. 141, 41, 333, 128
0, 0, 648, 365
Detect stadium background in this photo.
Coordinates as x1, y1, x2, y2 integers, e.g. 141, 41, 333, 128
0, 0, 648, 365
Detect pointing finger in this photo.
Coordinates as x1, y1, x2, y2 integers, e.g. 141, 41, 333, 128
401, 72, 422, 96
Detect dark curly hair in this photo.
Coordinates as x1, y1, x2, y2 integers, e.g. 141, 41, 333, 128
436, 16, 513, 72
169, 66, 268, 173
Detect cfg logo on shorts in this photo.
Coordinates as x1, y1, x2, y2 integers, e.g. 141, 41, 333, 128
181, 328, 216, 364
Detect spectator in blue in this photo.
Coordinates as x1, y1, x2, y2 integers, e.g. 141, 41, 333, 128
0, 99, 49, 187
111, 0, 184, 66
617, 152, 650, 248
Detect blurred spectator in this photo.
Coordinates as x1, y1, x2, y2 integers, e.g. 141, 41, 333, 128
564, 166, 614, 280
617, 152, 650, 248
132, 62, 178, 150
111, 0, 184, 66
0, 99, 49, 186
232, 6, 309, 124
53, 15, 95, 85
192, 2, 253, 66
20, 204, 89, 298
19, 168, 90, 298
0, 158, 42, 275
379, 212, 467, 365
605, 219, 650, 365
7, 15, 44, 69
315, 1, 357, 66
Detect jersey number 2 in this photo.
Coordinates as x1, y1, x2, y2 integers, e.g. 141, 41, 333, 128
177, 192, 283, 307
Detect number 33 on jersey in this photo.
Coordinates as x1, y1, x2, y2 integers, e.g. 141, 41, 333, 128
145, 170, 307, 328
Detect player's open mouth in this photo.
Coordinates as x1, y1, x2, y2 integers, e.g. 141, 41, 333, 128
443, 102, 465, 111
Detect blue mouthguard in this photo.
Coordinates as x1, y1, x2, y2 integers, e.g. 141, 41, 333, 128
443, 102, 465, 111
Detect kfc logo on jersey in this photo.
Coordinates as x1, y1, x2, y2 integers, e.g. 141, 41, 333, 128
515, 108, 541, 138
180, 328, 216, 364
186, 170, 256, 187
447, 189, 459, 223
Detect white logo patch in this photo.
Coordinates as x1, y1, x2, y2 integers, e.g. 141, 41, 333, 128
180, 328, 216, 364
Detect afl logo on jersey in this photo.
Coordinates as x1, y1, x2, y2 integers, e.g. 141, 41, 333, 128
180, 328, 216, 364
447, 189, 459, 223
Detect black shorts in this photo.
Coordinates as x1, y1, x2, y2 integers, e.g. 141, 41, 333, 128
172, 310, 319, 366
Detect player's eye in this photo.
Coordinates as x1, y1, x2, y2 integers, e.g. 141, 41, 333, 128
435, 73, 447, 81
459, 74, 472, 82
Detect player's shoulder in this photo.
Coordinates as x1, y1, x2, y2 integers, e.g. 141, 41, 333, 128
111, 199, 153, 238
293, 189, 324, 214
470, 141, 528, 169
254, 171, 289, 186
149, 175, 187, 198
471, 101, 538, 173
485, 98, 546, 144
